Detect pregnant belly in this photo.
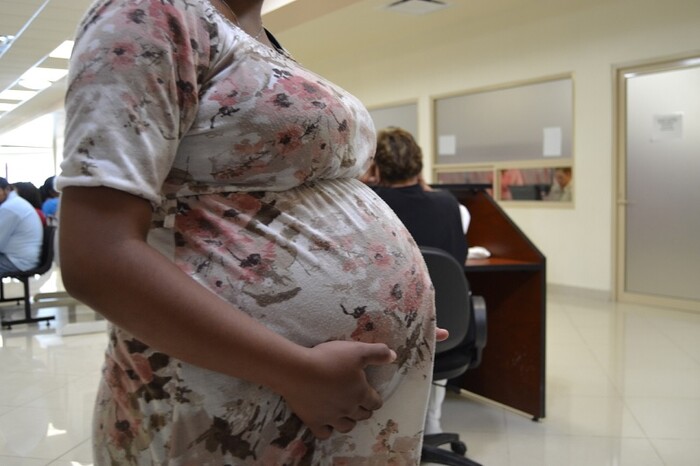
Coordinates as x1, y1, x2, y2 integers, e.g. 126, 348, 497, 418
170, 179, 435, 391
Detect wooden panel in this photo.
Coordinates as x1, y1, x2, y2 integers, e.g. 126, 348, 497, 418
458, 269, 546, 418
442, 186, 547, 419
459, 188, 544, 263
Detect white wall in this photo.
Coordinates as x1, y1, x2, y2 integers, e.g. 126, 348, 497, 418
279, 0, 700, 293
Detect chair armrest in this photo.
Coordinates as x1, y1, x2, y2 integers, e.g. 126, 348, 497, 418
469, 295, 488, 368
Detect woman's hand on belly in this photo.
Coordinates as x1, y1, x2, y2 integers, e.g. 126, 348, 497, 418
277, 340, 397, 440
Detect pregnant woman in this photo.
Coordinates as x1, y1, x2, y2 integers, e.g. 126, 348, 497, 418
57, 0, 436, 464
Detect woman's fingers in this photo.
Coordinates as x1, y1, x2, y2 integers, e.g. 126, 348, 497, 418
333, 417, 358, 434
354, 406, 373, 421
310, 424, 334, 440
283, 341, 396, 439
308, 407, 375, 439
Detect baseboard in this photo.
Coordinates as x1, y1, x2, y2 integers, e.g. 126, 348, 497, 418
547, 283, 612, 301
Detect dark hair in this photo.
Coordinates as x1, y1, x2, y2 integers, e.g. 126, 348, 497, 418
0, 177, 9, 189
12, 182, 43, 209
374, 127, 423, 183
40, 176, 59, 202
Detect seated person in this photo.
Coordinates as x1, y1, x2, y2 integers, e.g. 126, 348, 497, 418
547, 167, 573, 202
40, 176, 61, 222
500, 168, 525, 200
361, 127, 470, 435
0, 177, 43, 274
12, 181, 47, 226
362, 127, 469, 265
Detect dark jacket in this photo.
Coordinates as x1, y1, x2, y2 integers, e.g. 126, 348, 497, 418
372, 184, 467, 265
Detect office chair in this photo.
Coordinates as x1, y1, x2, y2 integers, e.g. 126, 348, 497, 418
420, 246, 487, 466
0, 225, 57, 329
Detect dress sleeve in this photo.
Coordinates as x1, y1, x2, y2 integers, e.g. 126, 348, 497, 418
57, 0, 213, 206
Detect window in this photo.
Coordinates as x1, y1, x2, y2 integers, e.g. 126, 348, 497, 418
433, 76, 574, 204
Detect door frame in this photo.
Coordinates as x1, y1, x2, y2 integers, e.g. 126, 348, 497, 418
613, 54, 700, 313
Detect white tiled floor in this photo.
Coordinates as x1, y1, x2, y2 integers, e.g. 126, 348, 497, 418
428, 293, 700, 466
1, 275, 700, 465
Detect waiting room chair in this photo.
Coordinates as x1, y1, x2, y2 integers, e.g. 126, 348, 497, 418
420, 246, 487, 466
0, 225, 57, 329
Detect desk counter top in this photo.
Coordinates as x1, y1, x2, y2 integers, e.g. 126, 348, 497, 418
466, 257, 543, 271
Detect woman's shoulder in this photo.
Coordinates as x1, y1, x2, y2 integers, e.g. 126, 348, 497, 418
426, 188, 460, 202
76, 0, 220, 39
71, 0, 225, 78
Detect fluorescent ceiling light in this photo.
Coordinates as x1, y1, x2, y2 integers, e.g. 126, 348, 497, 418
681, 57, 700, 67
0, 89, 38, 101
262, 0, 296, 14
0, 35, 15, 56
18, 79, 52, 90
50, 40, 74, 59
49, 40, 74, 59
386, 0, 449, 15
0, 103, 18, 112
21, 67, 68, 82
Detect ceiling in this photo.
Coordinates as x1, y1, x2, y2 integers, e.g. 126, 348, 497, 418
0, 0, 383, 135
0, 0, 602, 136
0, 0, 90, 134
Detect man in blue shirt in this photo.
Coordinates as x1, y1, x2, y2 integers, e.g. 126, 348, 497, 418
0, 177, 43, 274
40, 175, 61, 220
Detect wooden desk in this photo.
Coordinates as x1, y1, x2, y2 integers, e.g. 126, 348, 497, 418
444, 186, 547, 420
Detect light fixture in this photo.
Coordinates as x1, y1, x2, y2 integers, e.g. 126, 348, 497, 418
0, 103, 18, 112
386, 0, 449, 15
21, 67, 69, 83
680, 57, 700, 67
18, 79, 52, 90
262, 0, 296, 15
16, 67, 68, 91
0, 35, 15, 56
0, 44, 72, 119
0, 89, 38, 101
49, 40, 74, 59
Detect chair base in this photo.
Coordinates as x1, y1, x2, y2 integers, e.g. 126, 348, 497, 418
1, 297, 56, 330
0, 225, 59, 330
422, 433, 483, 466
1, 314, 55, 330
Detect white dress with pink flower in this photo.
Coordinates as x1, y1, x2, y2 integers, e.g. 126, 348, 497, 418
57, 1, 436, 464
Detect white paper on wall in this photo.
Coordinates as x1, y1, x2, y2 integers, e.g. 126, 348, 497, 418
651, 113, 683, 141
543, 127, 562, 157
438, 135, 457, 156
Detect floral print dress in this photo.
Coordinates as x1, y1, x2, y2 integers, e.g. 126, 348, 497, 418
57, 1, 436, 464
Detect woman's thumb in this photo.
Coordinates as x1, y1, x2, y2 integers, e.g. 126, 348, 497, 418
360, 343, 397, 366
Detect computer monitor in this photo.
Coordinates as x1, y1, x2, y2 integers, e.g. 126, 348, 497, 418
508, 185, 541, 200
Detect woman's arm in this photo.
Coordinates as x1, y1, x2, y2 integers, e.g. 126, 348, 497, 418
59, 186, 395, 438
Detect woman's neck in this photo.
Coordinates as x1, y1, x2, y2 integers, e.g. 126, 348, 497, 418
220, 0, 268, 44
226, 1, 263, 23
384, 177, 419, 188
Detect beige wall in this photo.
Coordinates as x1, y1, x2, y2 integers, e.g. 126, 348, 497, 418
278, 0, 700, 293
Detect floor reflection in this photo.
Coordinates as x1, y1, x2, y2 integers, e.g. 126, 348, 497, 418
1, 281, 699, 466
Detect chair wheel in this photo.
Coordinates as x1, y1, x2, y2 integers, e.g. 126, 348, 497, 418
450, 441, 467, 455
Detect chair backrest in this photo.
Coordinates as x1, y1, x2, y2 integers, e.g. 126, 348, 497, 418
16, 225, 56, 277
420, 246, 471, 354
